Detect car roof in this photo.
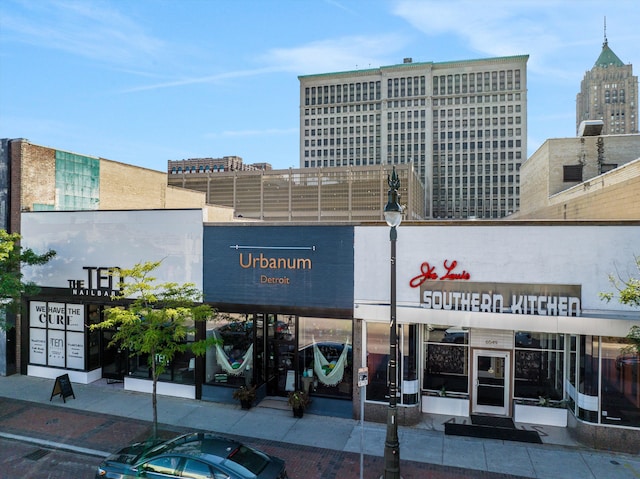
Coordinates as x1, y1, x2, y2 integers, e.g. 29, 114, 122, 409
154, 433, 238, 460
445, 328, 468, 334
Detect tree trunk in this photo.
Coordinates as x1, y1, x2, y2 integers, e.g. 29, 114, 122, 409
151, 354, 158, 439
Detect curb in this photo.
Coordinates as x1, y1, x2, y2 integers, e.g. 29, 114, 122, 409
0, 431, 110, 458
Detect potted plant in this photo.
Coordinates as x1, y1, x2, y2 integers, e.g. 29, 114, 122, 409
232, 385, 256, 410
287, 390, 310, 418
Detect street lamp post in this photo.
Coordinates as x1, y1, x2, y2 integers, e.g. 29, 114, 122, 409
382, 166, 402, 479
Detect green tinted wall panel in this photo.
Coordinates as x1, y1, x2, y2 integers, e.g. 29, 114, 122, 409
33, 204, 55, 211
55, 151, 100, 210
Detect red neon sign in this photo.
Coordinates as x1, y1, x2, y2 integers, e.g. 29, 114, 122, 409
409, 260, 470, 288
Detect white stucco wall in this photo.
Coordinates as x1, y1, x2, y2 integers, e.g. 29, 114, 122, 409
354, 223, 639, 334
20, 209, 204, 291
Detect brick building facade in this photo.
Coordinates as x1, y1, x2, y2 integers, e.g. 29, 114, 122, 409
0, 138, 234, 375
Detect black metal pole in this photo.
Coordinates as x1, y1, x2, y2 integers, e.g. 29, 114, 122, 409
382, 225, 400, 479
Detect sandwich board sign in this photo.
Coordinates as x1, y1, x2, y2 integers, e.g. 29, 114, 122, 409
50, 374, 75, 403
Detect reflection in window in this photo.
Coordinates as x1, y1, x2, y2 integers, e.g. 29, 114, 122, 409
567, 335, 578, 411
600, 336, 639, 427
205, 314, 254, 388
299, 317, 352, 399
366, 322, 389, 402
423, 325, 469, 395
128, 349, 196, 385
182, 458, 213, 479
88, 305, 101, 370
142, 456, 180, 475
402, 324, 418, 404
514, 331, 564, 404
126, 317, 197, 385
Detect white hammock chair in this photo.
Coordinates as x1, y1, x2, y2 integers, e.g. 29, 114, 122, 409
214, 330, 253, 376
313, 337, 350, 386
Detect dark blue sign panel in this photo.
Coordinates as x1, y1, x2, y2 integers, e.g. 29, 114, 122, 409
203, 225, 354, 310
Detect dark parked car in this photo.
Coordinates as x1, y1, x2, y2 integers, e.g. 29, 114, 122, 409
96, 432, 288, 479
441, 328, 468, 344
616, 353, 640, 370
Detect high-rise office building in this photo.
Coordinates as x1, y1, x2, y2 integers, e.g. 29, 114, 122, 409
576, 27, 638, 135
299, 55, 528, 219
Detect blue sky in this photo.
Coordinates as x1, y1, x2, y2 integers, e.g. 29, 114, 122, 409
1, 0, 638, 172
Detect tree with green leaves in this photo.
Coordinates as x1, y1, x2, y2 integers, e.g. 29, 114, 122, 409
1, 229, 56, 328
600, 256, 640, 355
90, 261, 217, 438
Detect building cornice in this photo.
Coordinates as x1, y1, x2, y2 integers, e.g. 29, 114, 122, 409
298, 55, 529, 81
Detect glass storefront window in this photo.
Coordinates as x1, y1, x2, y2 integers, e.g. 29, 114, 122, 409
577, 335, 599, 422
567, 335, 578, 411
514, 331, 564, 403
87, 305, 101, 371
299, 317, 352, 399
600, 336, 639, 427
122, 315, 198, 386
28, 301, 86, 371
580, 336, 599, 395
127, 349, 196, 385
402, 324, 418, 404
366, 322, 389, 402
423, 325, 469, 395
203, 313, 352, 400
367, 322, 418, 404
205, 314, 254, 388
515, 331, 564, 350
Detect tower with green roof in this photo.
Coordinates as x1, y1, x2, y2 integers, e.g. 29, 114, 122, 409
576, 22, 638, 135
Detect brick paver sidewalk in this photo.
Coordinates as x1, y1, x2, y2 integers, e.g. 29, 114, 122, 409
0, 397, 527, 479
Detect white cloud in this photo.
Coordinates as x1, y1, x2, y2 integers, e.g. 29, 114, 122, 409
261, 34, 409, 75
392, 0, 639, 77
122, 33, 409, 92
1, 0, 165, 66
119, 67, 280, 93
206, 128, 298, 139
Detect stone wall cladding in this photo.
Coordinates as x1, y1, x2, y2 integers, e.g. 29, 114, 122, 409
568, 412, 640, 455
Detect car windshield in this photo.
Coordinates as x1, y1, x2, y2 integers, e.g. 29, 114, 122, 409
139, 434, 197, 462
227, 444, 269, 475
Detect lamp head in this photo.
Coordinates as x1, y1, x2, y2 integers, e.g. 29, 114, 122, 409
384, 166, 403, 228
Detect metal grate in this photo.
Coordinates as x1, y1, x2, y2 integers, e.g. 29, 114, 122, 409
24, 448, 51, 461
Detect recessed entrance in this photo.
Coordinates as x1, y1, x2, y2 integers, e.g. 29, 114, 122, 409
472, 349, 510, 416
101, 329, 127, 381
265, 315, 296, 396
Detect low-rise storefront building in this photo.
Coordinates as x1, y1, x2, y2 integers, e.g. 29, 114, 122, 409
19, 210, 640, 451
355, 221, 639, 451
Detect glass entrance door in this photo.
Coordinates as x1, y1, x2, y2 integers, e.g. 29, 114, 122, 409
265, 315, 296, 396
472, 350, 510, 416
101, 329, 127, 381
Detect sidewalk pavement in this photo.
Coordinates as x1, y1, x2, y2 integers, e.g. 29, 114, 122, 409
0, 374, 639, 479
